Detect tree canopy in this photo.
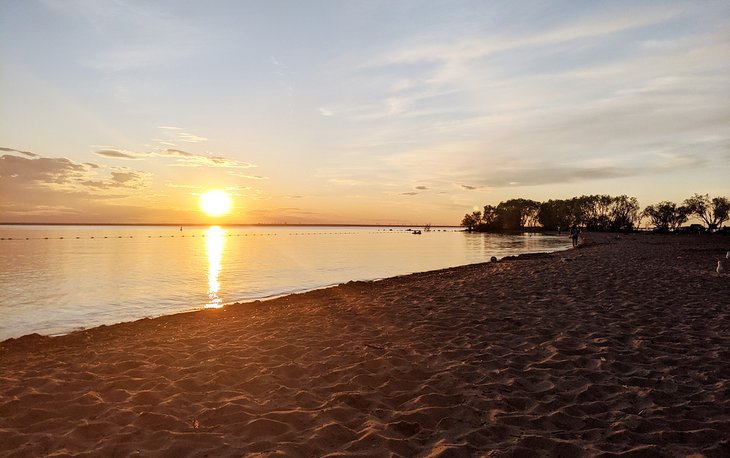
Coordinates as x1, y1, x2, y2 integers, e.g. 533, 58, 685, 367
683, 194, 730, 231
461, 194, 727, 232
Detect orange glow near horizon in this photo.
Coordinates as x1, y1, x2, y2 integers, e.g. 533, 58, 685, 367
199, 190, 233, 217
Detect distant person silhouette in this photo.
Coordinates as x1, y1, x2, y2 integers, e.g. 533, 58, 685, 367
570, 225, 580, 249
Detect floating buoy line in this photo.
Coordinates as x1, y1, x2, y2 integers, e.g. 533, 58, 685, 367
0, 229, 453, 241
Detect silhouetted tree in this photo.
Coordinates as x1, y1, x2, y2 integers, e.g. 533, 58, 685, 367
683, 194, 730, 231
578, 195, 615, 231
460, 211, 482, 231
462, 193, 705, 233
495, 198, 540, 229
609, 195, 641, 231
538, 199, 574, 230
642, 201, 689, 231
482, 205, 498, 227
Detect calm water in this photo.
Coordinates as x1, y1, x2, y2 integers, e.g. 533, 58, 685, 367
0, 225, 570, 340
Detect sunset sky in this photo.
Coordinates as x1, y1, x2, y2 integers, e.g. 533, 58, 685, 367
1, 0, 728, 225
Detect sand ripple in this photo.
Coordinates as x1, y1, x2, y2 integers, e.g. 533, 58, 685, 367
1, 233, 729, 456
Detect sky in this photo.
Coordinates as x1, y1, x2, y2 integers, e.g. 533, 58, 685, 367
1, 0, 728, 225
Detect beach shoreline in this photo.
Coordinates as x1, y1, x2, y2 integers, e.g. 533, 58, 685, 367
0, 226, 571, 341
1, 239, 569, 344
1, 233, 728, 456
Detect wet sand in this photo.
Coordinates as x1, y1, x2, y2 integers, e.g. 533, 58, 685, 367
1, 233, 728, 457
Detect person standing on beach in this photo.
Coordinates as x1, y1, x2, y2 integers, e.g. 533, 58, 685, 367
570, 225, 580, 248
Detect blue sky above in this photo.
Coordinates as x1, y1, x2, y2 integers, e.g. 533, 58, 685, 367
1, 0, 728, 224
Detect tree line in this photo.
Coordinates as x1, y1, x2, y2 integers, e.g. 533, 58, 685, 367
461, 194, 729, 232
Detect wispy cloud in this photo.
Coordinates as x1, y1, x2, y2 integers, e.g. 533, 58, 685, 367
270, 55, 294, 98
157, 149, 195, 158
45, 1, 204, 73
156, 126, 208, 144
94, 149, 142, 160
153, 139, 177, 146
0, 146, 38, 158
154, 149, 254, 169
0, 204, 81, 217
166, 183, 203, 189
179, 132, 208, 143
91, 145, 257, 170
328, 178, 363, 186
366, 5, 681, 69
270, 56, 289, 72
229, 172, 269, 180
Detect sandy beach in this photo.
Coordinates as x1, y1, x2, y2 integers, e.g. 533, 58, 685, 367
1, 233, 728, 457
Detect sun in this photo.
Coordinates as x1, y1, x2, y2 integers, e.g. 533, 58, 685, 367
199, 190, 233, 217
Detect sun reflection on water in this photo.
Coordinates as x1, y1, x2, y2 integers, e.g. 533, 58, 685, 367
205, 226, 225, 308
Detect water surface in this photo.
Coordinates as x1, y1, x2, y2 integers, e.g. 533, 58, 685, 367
0, 225, 570, 339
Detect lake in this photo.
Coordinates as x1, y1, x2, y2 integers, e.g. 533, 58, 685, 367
0, 225, 571, 340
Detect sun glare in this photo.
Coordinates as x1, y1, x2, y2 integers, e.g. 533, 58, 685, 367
199, 190, 233, 217
205, 225, 225, 308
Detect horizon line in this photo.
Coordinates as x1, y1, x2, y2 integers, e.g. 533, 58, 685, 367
0, 222, 460, 228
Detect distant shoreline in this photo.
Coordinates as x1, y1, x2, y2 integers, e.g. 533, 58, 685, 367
0, 222, 461, 228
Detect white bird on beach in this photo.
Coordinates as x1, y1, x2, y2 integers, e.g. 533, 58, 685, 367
718, 260, 726, 276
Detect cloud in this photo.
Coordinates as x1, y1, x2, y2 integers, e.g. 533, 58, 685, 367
270, 56, 289, 71
401, 192, 418, 196
89, 144, 258, 171
166, 183, 203, 189
0, 147, 38, 157
488, 166, 634, 187
229, 172, 269, 180
156, 127, 209, 144
460, 152, 708, 189
367, 5, 680, 69
329, 178, 362, 186
165, 152, 255, 169
1, 154, 87, 185
153, 139, 177, 146
79, 180, 114, 189
158, 148, 195, 158
94, 149, 141, 159
414, 185, 428, 190
1, 154, 147, 195
458, 184, 479, 191
111, 171, 142, 184
79, 170, 145, 190
0, 204, 81, 217
100, 147, 257, 169
319, 107, 335, 117
179, 132, 208, 143
46, 1, 204, 73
